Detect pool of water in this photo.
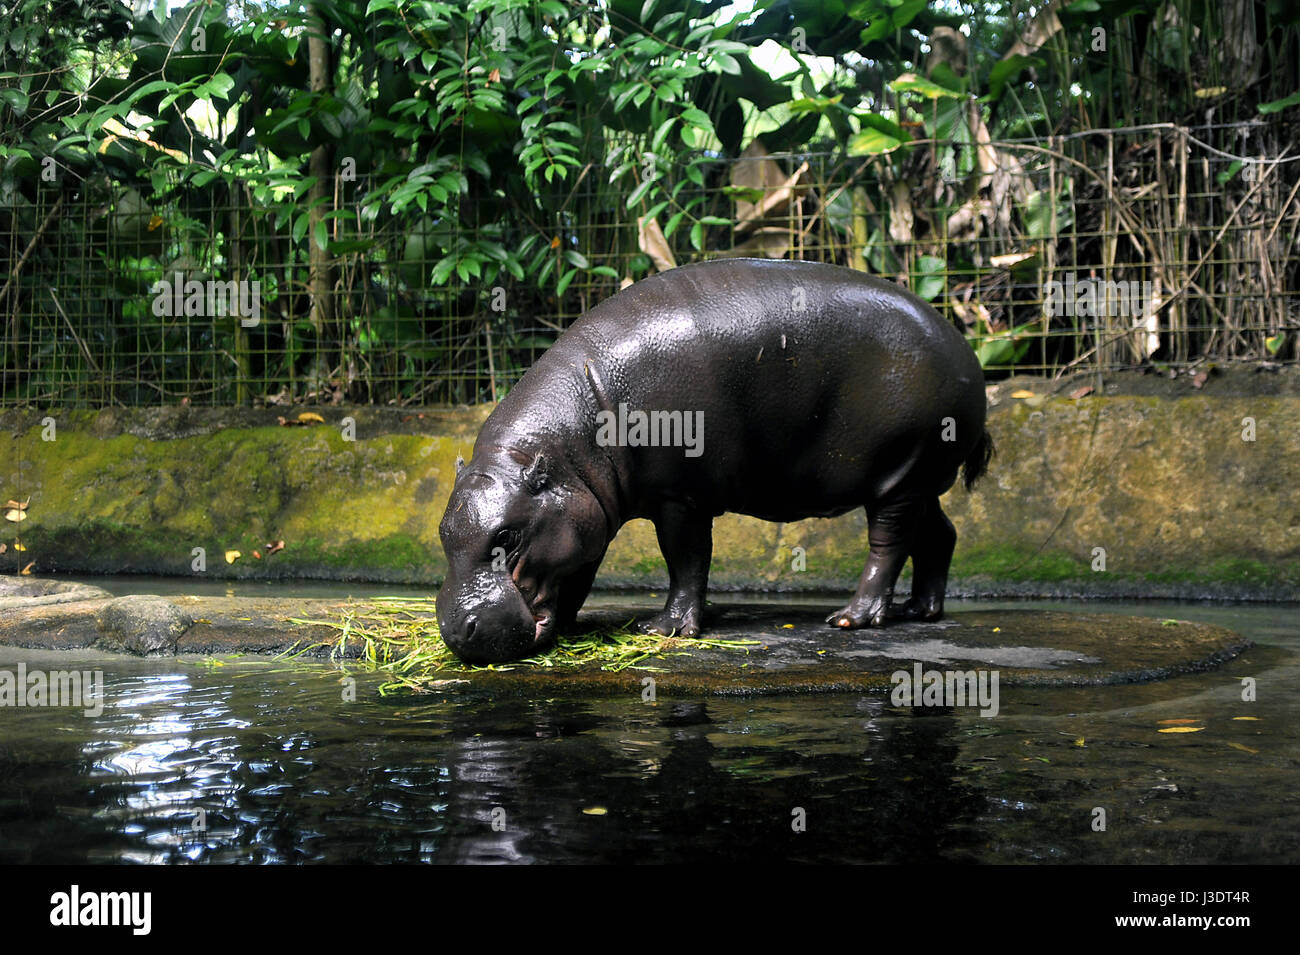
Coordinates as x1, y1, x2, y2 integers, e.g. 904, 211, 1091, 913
0, 587, 1295, 864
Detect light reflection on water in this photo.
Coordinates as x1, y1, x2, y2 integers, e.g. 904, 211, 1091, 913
0, 599, 1295, 864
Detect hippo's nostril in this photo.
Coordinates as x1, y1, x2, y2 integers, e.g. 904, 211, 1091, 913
463, 615, 477, 642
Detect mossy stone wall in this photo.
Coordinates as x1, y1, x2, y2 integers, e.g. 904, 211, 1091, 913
1, 387, 1296, 598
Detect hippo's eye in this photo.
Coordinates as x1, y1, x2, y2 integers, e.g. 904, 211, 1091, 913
492, 528, 519, 554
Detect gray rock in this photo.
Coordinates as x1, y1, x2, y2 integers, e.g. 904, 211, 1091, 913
94, 595, 193, 655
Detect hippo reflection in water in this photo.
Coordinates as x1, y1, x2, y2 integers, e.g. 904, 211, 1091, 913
436, 258, 991, 665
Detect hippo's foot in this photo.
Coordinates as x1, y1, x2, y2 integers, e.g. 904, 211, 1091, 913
637, 608, 702, 638
826, 596, 890, 629
887, 596, 944, 622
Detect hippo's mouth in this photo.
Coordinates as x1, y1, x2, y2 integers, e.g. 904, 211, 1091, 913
530, 604, 555, 648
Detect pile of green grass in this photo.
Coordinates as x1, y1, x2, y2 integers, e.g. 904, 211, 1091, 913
286, 596, 759, 693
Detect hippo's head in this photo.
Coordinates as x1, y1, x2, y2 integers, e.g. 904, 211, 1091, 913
436, 447, 608, 664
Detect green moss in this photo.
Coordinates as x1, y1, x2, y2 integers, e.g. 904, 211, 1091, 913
953, 546, 1088, 582
1142, 557, 1300, 588
287, 533, 441, 574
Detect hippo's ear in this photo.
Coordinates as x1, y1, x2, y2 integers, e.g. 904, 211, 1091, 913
521, 453, 548, 495
455, 455, 465, 474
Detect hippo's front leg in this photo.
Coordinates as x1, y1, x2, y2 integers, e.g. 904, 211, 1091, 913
554, 554, 605, 634
638, 501, 712, 638
828, 497, 921, 629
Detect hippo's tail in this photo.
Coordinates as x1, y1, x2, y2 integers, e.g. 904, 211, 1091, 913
962, 428, 994, 491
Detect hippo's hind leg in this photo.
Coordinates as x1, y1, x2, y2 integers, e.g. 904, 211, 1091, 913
889, 497, 956, 622
638, 501, 712, 638
827, 495, 922, 629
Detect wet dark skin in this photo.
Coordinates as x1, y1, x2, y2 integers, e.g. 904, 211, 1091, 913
436, 259, 992, 665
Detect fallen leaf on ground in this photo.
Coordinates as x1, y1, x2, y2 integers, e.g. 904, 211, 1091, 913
1158, 726, 1204, 733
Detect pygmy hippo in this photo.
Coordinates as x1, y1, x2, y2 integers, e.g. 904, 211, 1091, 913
437, 258, 991, 664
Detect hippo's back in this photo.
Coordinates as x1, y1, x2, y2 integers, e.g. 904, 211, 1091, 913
527, 259, 985, 518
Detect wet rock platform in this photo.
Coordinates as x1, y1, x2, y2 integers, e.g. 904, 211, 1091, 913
0, 576, 1252, 695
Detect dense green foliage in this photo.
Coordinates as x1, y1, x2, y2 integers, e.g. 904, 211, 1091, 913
1, 0, 1297, 404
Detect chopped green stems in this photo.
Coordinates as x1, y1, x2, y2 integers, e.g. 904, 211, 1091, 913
285, 597, 759, 693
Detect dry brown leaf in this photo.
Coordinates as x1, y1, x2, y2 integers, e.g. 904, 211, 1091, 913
1069, 385, 1094, 400
1158, 726, 1204, 734
1010, 389, 1036, 399
636, 215, 676, 273
991, 251, 1036, 269
1158, 718, 1201, 725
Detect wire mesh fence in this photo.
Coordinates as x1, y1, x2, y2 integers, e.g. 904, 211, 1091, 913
2, 120, 1296, 408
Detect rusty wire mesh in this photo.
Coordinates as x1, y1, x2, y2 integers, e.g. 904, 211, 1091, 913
1, 120, 1296, 408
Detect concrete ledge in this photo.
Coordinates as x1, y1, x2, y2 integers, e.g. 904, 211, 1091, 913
0, 577, 1251, 695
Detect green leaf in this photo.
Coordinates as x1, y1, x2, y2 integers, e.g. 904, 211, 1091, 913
626, 176, 657, 208
0, 88, 28, 112
711, 51, 741, 75
194, 72, 236, 101
556, 267, 576, 297
1216, 160, 1243, 186
788, 94, 844, 114
848, 127, 902, 155
912, 255, 946, 301
890, 72, 962, 99
681, 107, 713, 130
1258, 91, 1300, 114
652, 117, 676, 153
987, 55, 1043, 100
